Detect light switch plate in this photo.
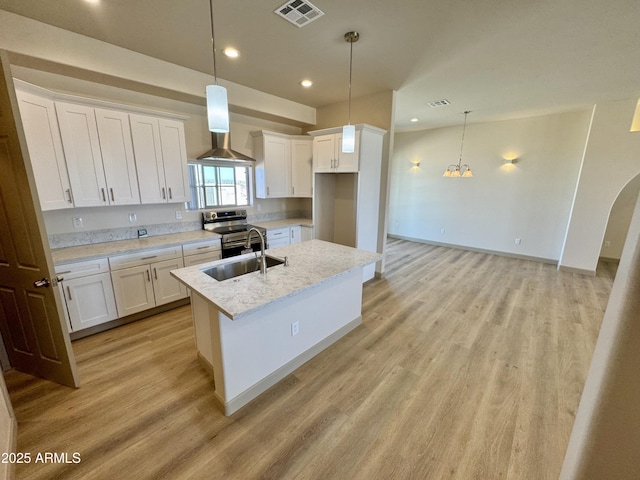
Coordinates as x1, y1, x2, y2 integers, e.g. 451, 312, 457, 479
138, 228, 148, 238
72, 217, 83, 229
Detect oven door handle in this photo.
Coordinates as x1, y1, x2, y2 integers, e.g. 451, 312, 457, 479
224, 239, 252, 248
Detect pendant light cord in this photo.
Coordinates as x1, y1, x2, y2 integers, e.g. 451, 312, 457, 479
348, 38, 353, 125
209, 0, 218, 84
458, 111, 470, 167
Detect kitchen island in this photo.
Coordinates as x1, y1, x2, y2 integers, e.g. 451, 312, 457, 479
171, 239, 382, 415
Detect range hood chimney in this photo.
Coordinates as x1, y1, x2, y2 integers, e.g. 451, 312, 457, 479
197, 132, 255, 162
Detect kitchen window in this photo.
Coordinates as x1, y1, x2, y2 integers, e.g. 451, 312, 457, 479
186, 162, 251, 210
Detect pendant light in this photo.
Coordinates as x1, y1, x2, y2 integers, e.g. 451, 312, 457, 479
206, 0, 229, 133
342, 31, 359, 153
443, 110, 473, 177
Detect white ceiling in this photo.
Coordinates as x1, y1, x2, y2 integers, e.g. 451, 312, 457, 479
0, 0, 638, 131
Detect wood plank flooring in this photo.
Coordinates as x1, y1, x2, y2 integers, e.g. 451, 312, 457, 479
3, 239, 616, 479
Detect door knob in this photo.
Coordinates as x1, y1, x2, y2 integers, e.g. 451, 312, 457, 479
34, 278, 50, 288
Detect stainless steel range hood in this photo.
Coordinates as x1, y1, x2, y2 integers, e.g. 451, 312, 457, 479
197, 132, 255, 162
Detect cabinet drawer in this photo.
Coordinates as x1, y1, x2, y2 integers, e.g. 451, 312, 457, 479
55, 257, 110, 280
183, 251, 222, 267
109, 245, 182, 270
266, 227, 289, 240
182, 239, 221, 256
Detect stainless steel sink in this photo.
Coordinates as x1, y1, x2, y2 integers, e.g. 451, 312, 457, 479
202, 255, 285, 281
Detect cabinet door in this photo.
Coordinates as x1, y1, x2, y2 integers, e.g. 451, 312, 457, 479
16, 91, 73, 210
290, 225, 302, 244
336, 131, 360, 172
313, 135, 335, 172
291, 139, 312, 197
63, 273, 118, 331
263, 135, 290, 198
130, 114, 167, 204
111, 265, 155, 317
95, 108, 140, 205
158, 119, 189, 203
301, 226, 314, 242
151, 257, 187, 306
267, 227, 290, 249
56, 101, 108, 207
183, 250, 222, 267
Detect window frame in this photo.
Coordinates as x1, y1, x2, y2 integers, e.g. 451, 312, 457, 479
186, 160, 253, 211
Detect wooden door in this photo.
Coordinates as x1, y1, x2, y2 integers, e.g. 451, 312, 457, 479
0, 51, 79, 387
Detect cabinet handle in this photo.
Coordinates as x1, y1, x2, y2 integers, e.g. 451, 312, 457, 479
66, 189, 73, 203
162, 187, 166, 199
110, 188, 115, 202
57, 270, 72, 275
292, 186, 295, 195
196, 246, 210, 250
267, 186, 270, 196
146, 270, 151, 282
101, 188, 106, 202
168, 187, 173, 199
67, 286, 72, 301
141, 255, 157, 260
154, 268, 158, 280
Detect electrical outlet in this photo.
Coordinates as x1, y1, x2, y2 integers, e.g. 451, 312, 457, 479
72, 217, 83, 229
604, 240, 611, 247
515, 238, 521, 245
138, 228, 148, 238
257, 203, 262, 212
129, 213, 137, 223
291, 321, 299, 336
440, 228, 445, 235
175, 210, 182, 220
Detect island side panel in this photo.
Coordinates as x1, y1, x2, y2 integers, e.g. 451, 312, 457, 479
216, 268, 363, 408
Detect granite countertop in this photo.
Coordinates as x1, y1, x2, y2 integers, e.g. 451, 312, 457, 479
171, 239, 382, 320
253, 218, 314, 229
50, 218, 314, 265
51, 230, 221, 265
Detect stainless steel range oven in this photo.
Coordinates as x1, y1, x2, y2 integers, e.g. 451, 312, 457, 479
203, 210, 267, 258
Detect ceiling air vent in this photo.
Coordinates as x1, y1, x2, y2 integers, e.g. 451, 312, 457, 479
427, 99, 451, 108
275, 0, 324, 28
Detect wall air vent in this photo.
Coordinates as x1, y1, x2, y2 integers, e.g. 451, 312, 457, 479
427, 99, 451, 108
275, 0, 324, 28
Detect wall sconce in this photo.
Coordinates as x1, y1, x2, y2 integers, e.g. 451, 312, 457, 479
503, 157, 517, 165
411, 160, 421, 168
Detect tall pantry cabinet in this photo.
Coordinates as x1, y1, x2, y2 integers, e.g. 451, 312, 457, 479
309, 124, 386, 282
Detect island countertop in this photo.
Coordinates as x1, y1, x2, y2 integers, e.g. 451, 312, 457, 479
170, 239, 382, 320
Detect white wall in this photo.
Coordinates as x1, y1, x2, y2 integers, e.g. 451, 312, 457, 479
599, 174, 640, 260
559, 99, 640, 273
388, 111, 592, 261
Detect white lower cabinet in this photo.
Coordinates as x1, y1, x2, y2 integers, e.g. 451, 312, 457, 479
55, 258, 118, 332
290, 225, 302, 244
267, 227, 290, 249
109, 246, 187, 317
301, 226, 314, 242
182, 239, 222, 267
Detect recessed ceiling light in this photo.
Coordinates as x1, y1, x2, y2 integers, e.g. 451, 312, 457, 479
223, 48, 239, 58
410, 117, 419, 123
300, 79, 313, 88
84, 0, 100, 4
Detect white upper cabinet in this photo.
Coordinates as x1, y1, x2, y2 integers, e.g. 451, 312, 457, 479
94, 108, 140, 205
55, 101, 108, 207
311, 130, 361, 173
55, 102, 141, 207
15, 90, 73, 210
252, 131, 312, 199
129, 114, 189, 204
290, 139, 313, 197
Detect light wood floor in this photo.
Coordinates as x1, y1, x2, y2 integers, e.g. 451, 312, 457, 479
4, 239, 616, 479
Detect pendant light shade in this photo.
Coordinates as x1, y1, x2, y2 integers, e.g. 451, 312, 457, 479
342, 31, 359, 154
206, 0, 229, 133
206, 84, 229, 133
444, 110, 473, 178
342, 124, 356, 153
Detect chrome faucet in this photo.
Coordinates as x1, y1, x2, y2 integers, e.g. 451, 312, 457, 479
246, 227, 267, 274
